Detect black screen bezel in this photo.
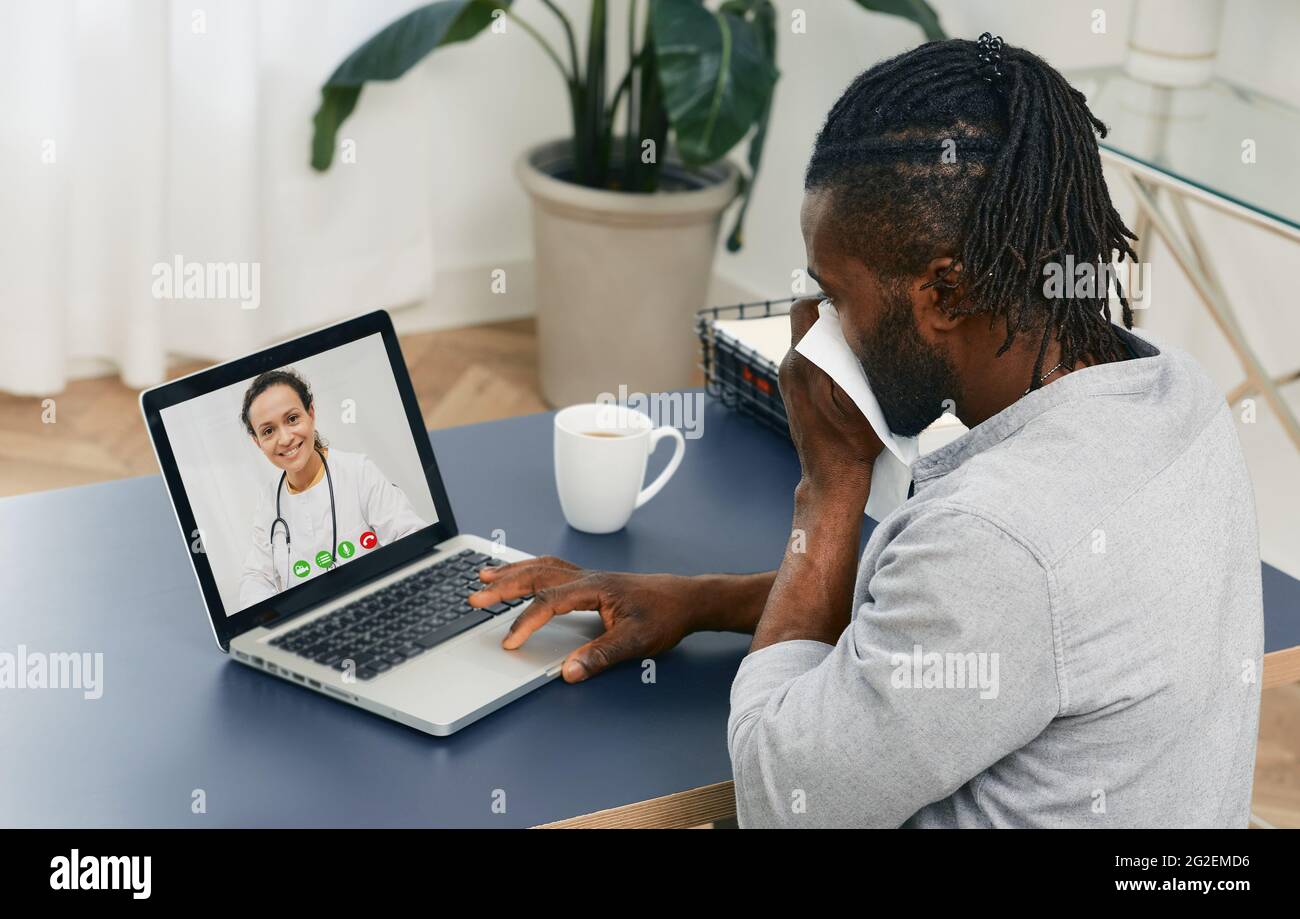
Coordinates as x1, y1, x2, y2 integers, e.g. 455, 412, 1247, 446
140, 310, 458, 650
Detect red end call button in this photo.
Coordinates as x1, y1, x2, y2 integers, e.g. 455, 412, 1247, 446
359, 531, 378, 550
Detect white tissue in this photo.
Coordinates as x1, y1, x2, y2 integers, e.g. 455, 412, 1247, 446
794, 300, 919, 521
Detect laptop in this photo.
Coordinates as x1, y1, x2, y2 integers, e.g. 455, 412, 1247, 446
139, 310, 602, 736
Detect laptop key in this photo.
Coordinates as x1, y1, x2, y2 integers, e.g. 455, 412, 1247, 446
413, 610, 492, 650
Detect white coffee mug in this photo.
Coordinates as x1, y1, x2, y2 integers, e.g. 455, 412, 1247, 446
554, 402, 686, 534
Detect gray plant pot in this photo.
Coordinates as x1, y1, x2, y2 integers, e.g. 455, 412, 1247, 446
516, 138, 740, 408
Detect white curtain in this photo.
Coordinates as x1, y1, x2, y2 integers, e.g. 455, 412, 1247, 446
0, 0, 436, 395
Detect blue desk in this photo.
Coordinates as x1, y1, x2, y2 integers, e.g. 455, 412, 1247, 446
0, 399, 801, 828
2, 397, 1298, 828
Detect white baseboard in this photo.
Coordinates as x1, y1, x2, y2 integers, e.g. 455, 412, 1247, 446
387, 261, 767, 337
388, 258, 538, 336
703, 272, 766, 309
79, 262, 766, 383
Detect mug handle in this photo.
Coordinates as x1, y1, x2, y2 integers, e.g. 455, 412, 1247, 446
634, 426, 686, 509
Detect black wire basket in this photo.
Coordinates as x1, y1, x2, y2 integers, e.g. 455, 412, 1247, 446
696, 296, 799, 438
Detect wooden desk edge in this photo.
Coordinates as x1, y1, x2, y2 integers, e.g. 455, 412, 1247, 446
535, 781, 737, 829
1264, 646, 1300, 690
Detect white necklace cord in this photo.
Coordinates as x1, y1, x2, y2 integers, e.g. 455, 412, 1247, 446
1024, 359, 1068, 395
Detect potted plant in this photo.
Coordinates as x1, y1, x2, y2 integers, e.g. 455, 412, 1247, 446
311, 0, 944, 406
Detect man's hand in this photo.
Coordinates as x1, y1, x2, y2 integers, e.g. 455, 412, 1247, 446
745, 299, 886, 652
470, 557, 775, 682
778, 297, 885, 501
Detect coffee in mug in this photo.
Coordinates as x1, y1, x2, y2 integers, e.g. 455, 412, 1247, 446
554, 403, 686, 534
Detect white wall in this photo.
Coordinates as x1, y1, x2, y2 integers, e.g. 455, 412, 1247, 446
403, 0, 1298, 310
713, 0, 1132, 299
132, 0, 1294, 352
190, 0, 1300, 575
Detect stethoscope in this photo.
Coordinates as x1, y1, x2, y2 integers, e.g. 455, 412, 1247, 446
268, 446, 338, 591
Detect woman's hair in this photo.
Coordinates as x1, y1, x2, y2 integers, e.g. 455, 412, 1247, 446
239, 368, 327, 451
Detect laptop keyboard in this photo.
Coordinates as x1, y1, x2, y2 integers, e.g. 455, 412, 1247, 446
267, 549, 526, 681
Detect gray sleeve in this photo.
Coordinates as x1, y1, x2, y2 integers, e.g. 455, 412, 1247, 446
727, 505, 1061, 827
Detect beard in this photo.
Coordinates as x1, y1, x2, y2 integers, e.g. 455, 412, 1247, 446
851, 284, 963, 438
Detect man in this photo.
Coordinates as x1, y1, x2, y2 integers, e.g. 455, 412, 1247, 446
468, 37, 1264, 827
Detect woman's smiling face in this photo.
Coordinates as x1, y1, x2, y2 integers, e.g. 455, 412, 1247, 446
247, 384, 317, 474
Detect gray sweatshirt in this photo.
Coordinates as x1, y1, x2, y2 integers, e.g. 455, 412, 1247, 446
728, 325, 1264, 828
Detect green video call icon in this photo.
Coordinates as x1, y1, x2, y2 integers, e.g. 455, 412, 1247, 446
315, 550, 334, 569
337, 540, 356, 560
293, 560, 311, 578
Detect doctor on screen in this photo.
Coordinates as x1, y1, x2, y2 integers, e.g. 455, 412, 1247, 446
237, 368, 429, 607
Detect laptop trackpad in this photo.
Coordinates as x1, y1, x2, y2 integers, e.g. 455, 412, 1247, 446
443, 610, 604, 678
365, 610, 605, 727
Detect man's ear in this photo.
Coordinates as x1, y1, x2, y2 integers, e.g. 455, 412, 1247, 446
917, 257, 967, 331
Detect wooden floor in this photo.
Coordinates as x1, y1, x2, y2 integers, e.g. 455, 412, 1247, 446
0, 317, 1295, 828
1253, 683, 1300, 828
0, 319, 548, 496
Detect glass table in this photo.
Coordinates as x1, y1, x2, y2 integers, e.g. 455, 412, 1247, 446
1069, 66, 1300, 453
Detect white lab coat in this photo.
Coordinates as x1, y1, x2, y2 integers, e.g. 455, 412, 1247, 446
238, 449, 430, 609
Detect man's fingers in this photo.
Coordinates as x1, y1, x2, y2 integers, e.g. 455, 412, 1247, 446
500, 577, 603, 650
779, 296, 826, 404
478, 555, 577, 582
469, 562, 581, 606
476, 559, 524, 582
561, 626, 638, 683
787, 296, 823, 348
828, 377, 867, 424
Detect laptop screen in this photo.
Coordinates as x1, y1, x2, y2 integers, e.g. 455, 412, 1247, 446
159, 331, 440, 618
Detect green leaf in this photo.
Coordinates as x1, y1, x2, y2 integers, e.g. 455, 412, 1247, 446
722, 0, 777, 251
312, 87, 362, 172
634, 27, 670, 193
583, 0, 608, 187
651, 0, 779, 166
310, 0, 511, 171
848, 0, 946, 42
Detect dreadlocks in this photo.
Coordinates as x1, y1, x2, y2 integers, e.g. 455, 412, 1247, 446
804, 36, 1138, 392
